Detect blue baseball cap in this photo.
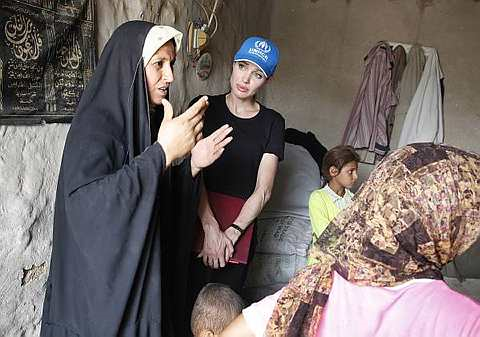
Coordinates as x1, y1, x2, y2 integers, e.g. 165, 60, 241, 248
233, 36, 279, 78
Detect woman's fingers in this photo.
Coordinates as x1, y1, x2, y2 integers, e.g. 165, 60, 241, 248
212, 256, 219, 269
161, 99, 174, 121
224, 239, 234, 262
219, 257, 226, 268
193, 120, 204, 136
203, 253, 224, 269
184, 96, 208, 120
224, 246, 229, 263
210, 123, 230, 137
188, 110, 204, 129
210, 124, 232, 142
216, 136, 233, 150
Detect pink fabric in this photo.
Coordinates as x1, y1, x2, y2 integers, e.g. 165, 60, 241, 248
242, 271, 480, 337
317, 271, 480, 337
243, 290, 281, 337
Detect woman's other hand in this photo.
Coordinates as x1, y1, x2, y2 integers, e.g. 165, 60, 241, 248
198, 224, 234, 269
191, 124, 233, 176
157, 96, 208, 166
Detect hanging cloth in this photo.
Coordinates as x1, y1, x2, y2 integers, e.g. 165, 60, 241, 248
386, 46, 407, 144
390, 44, 426, 150
397, 47, 444, 148
341, 41, 397, 164
391, 45, 408, 94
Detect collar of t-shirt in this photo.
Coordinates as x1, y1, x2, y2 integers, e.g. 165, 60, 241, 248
322, 184, 354, 210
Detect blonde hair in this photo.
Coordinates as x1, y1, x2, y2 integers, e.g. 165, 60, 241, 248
191, 283, 245, 336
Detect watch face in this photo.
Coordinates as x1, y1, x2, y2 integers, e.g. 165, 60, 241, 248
231, 224, 244, 234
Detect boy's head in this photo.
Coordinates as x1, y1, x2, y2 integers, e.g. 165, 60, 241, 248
322, 145, 360, 188
191, 283, 245, 337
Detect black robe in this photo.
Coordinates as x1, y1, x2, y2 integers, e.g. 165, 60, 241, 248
40, 21, 199, 337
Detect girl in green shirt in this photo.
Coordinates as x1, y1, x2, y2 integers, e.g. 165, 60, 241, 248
308, 145, 360, 264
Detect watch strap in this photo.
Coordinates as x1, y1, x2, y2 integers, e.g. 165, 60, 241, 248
230, 223, 245, 235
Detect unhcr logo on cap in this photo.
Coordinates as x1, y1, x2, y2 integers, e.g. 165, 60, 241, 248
255, 40, 271, 53
248, 39, 271, 61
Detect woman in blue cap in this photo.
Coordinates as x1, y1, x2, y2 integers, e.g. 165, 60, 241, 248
187, 36, 285, 314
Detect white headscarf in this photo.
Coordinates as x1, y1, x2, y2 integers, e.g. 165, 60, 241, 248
142, 25, 183, 67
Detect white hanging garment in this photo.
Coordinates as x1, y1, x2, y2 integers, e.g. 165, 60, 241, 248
397, 47, 444, 148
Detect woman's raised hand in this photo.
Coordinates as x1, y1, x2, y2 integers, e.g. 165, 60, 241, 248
191, 124, 233, 172
156, 96, 208, 166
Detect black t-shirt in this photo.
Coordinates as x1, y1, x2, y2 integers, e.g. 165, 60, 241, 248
191, 94, 285, 199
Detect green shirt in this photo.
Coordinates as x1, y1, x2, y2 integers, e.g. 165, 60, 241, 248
307, 185, 353, 264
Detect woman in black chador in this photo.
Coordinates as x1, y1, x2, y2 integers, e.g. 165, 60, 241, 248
40, 21, 232, 337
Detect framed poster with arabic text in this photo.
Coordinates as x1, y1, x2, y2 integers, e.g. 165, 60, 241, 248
0, 0, 95, 124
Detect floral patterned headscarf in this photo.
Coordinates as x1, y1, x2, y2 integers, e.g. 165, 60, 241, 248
266, 143, 480, 337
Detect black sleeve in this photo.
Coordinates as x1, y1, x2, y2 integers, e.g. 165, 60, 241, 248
265, 112, 285, 161
62, 132, 166, 278
170, 156, 201, 271
55, 131, 188, 335
167, 157, 201, 337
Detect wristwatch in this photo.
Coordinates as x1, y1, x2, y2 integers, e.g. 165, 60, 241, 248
230, 223, 245, 235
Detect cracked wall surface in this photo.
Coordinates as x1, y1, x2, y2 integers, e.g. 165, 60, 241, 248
0, 124, 68, 337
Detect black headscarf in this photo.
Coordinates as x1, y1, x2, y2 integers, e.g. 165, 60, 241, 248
40, 21, 199, 337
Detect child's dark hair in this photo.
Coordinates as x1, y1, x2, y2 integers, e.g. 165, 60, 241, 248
321, 145, 360, 180
191, 283, 245, 336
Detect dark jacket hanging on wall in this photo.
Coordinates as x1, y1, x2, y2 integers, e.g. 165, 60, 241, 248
386, 45, 407, 143
284, 128, 328, 174
342, 41, 397, 163
40, 21, 199, 337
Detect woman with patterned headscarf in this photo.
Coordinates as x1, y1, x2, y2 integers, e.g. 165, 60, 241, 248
220, 143, 480, 337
